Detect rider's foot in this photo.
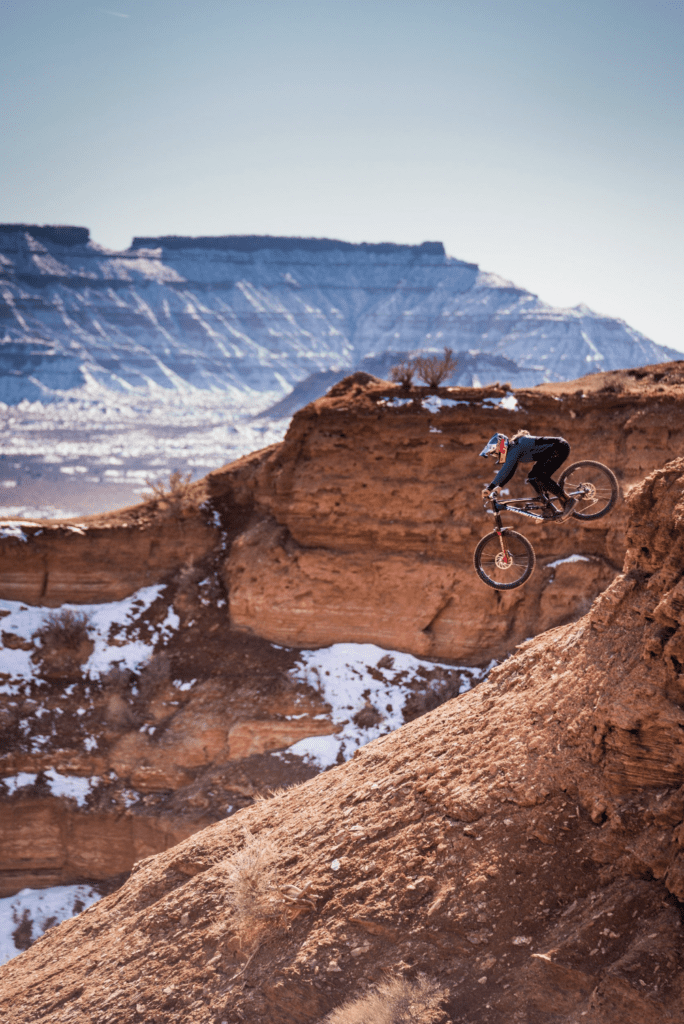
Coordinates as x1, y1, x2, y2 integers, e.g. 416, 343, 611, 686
557, 497, 578, 522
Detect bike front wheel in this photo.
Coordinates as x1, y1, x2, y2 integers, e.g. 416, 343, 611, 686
559, 460, 619, 520
474, 529, 536, 590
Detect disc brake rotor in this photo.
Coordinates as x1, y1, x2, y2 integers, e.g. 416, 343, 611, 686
495, 551, 513, 570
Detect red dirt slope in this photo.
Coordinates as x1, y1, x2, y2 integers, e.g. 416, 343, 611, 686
2, 458, 684, 1022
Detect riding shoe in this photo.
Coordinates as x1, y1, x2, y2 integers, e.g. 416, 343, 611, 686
556, 497, 578, 522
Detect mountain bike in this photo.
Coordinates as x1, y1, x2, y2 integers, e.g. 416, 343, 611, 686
473, 460, 619, 590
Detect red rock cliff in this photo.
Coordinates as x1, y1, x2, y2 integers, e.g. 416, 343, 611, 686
3, 457, 684, 1022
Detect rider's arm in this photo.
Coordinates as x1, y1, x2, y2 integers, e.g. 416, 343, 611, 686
488, 445, 522, 491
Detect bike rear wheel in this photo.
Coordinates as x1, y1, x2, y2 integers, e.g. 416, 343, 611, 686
474, 529, 536, 590
559, 460, 619, 520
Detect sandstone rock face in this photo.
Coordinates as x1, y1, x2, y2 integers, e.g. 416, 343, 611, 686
1, 362, 684, 906
228, 366, 684, 662
3, 457, 684, 1022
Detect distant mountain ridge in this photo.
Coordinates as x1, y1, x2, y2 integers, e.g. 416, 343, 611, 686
0, 225, 677, 409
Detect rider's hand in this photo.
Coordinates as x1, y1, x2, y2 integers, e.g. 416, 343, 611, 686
482, 485, 492, 499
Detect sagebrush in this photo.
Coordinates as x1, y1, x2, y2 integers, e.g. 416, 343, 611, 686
33, 609, 90, 651
323, 975, 449, 1024
413, 347, 457, 387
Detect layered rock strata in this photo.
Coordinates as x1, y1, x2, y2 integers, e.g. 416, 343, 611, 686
1, 363, 684, 900
3, 458, 684, 1022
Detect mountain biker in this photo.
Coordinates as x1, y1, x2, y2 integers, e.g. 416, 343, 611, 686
479, 430, 578, 521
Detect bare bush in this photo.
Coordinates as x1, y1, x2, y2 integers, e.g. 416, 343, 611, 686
175, 561, 204, 594
138, 651, 172, 694
34, 609, 90, 651
100, 664, 133, 691
143, 470, 195, 513
323, 975, 449, 1024
389, 358, 416, 389
414, 347, 458, 388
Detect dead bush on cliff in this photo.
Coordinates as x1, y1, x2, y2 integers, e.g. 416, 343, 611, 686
33, 609, 90, 652
389, 358, 416, 389
99, 664, 133, 692
414, 347, 457, 388
323, 975, 449, 1024
143, 470, 194, 514
138, 651, 172, 695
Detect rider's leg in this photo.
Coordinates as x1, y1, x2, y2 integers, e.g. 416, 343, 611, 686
530, 441, 570, 500
529, 442, 576, 519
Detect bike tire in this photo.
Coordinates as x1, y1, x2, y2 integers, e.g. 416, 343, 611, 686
559, 460, 619, 521
473, 529, 536, 590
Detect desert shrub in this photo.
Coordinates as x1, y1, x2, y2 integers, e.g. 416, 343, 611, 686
389, 358, 416, 389
323, 975, 449, 1024
143, 470, 194, 513
138, 651, 172, 694
33, 609, 90, 651
100, 664, 133, 691
222, 833, 284, 951
414, 347, 457, 388
175, 561, 204, 594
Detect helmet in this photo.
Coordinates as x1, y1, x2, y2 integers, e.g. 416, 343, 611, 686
479, 433, 509, 463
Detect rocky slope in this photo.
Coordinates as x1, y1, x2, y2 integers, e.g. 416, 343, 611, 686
3, 454, 684, 1022
1, 362, 683, 916
0, 226, 676, 408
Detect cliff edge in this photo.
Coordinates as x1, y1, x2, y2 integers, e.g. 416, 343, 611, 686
2, 457, 684, 1022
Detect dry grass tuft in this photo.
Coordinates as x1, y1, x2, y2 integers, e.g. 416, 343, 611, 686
414, 347, 457, 388
33, 609, 90, 651
323, 976, 449, 1024
223, 833, 284, 951
222, 831, 318, 955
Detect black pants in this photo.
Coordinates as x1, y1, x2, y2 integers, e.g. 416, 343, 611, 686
526, 440, 570, 499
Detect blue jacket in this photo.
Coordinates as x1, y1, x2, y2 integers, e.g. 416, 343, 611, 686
489, 436, 565, 490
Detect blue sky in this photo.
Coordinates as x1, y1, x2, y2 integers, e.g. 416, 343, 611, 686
2, 0, 682, 349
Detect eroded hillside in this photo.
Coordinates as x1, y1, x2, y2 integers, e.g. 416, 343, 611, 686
3, 454, 684, 1022
1, 362, 683, 915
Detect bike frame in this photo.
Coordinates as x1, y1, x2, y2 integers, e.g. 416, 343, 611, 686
485, 495, 549, 566
486, 493, 558, 524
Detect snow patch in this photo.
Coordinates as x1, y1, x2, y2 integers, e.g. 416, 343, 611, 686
0, 583, 180, 686
2, 769, 97, 806
546, 554, 591, 569
0, 884, 101, 965
280, 643, 485, 769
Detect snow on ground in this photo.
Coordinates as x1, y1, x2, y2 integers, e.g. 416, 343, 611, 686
0, 884, 101, 965
0, 583, 178, 694
281, 643, 489, 769
2, 769, 98, 805
546, 554, 591, 568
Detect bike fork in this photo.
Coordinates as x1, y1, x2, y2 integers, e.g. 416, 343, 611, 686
492, 504, 510, 565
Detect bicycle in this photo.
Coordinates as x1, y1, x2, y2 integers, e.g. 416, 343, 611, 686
473, 460, 619, 590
